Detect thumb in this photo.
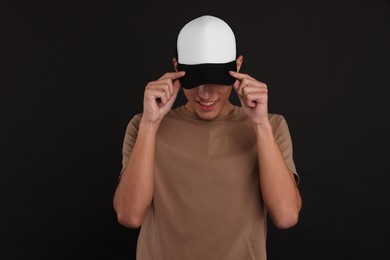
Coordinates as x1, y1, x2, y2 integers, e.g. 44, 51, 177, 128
233, 79, 240, 92
160, 79, 181, 112
173, 78, 182, 95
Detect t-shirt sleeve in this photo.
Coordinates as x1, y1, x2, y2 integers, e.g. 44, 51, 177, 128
272, 114, 300, 184
118, 114, 142, 180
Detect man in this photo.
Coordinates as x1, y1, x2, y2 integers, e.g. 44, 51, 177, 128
113, 15, 301, 260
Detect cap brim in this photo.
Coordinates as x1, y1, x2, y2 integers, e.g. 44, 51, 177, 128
177, 61, 237, 89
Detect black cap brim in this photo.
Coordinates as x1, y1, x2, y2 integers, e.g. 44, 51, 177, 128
177, 61, 236, 89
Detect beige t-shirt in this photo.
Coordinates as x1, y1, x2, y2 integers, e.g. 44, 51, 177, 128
120, 105, 298, 260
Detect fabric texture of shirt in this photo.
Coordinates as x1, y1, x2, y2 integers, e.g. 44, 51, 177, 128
120, 105, 298, 260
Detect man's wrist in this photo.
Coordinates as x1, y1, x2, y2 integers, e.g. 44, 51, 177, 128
139, 118, 161, 135
253, 119, 273, 138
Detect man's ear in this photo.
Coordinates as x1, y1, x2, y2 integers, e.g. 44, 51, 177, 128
172, 57, 179, 72
236, 55, 244, 72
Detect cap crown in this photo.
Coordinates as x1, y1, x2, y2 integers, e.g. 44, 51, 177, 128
177, 15, 236, 65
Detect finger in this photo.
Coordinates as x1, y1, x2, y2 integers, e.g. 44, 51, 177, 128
244, 92, 267, 108
159, 71, 186, 81
148, 78, 176, 96
145, 83, 172, 104
234, 79, 256, 97
230, 71, 266, 91
235, 79, 267, 97
151, 89, 170, 108
229, 70, 256, 81
172, 77, 182, 95
233, 78, 241, 92
241, 85, 268, 97
158, 71, 185, 94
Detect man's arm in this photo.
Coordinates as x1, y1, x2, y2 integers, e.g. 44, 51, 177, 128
230, 70, 301, 229
113, 71, 184, 228
255, 121, 301, 229
113, 122, 159, 228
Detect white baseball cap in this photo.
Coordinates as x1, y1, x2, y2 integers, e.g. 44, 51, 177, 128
177, 15, 237, 89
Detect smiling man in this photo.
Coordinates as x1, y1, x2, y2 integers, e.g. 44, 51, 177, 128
113, 15, 302, 260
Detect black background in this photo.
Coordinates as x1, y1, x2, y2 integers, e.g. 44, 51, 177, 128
1, 0, 389, 259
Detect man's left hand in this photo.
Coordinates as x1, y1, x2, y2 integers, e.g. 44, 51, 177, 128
230, 71, 270, 126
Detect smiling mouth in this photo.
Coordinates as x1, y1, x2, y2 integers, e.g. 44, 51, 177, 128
198, 101, 217, 107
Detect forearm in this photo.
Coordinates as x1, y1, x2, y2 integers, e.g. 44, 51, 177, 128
255, 122, 301, 229
113, 122, 158, 228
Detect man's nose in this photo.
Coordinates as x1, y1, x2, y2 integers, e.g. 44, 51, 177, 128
197, 85, 212, 99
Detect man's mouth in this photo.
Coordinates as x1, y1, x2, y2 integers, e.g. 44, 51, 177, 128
198, 101, 216, 107
196, 100, 219, 111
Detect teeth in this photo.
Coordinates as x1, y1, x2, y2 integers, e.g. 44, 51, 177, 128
200, 101, 215, 106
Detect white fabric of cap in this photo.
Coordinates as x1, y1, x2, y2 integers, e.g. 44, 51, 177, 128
177, 15, 236, 65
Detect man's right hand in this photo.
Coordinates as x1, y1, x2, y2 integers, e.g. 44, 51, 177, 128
141, 71, 185, 126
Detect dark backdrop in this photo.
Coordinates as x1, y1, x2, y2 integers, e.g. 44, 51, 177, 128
1, 0, 389, 259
